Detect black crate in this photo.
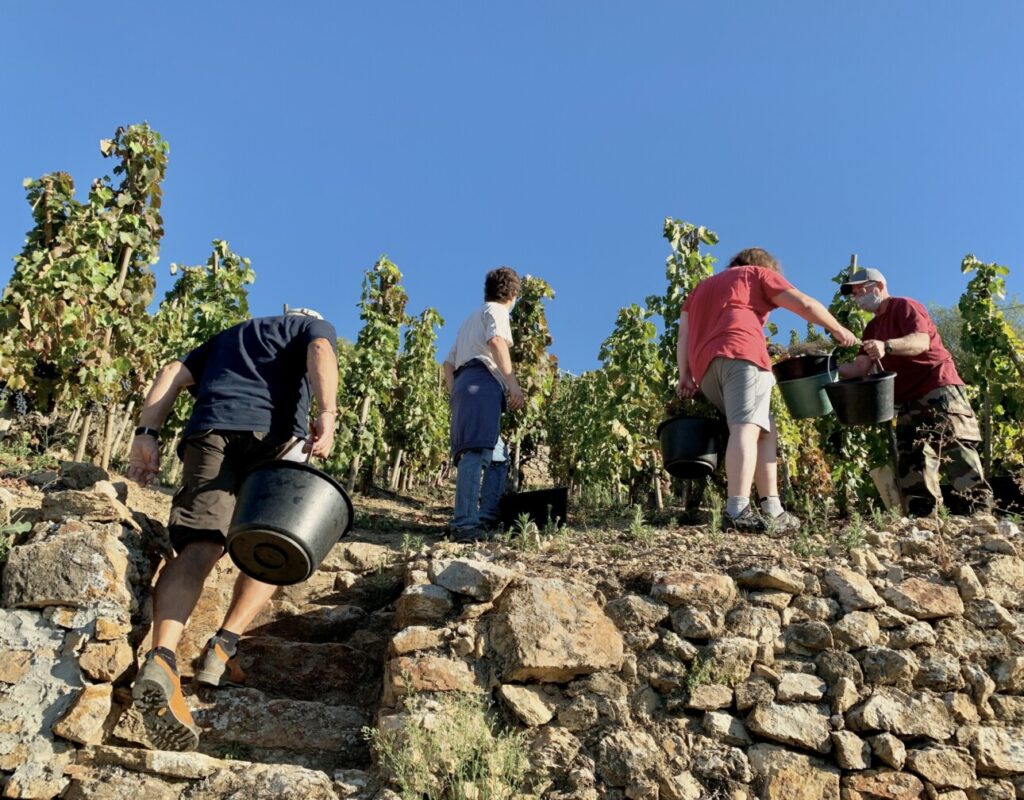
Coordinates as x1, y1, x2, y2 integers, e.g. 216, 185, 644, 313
498, 487, 569, 530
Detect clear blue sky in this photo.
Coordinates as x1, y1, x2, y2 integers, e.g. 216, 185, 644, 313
2, 3, 1022, 373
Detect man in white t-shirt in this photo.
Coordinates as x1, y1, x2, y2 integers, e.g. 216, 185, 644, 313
443, 267, 524, 540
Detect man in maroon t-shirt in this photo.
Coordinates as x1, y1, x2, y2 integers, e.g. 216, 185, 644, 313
838, 267, 990, 516
678, 247, 857, 533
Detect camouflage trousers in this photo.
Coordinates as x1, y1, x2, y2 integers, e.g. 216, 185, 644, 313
895, 384, 991, 516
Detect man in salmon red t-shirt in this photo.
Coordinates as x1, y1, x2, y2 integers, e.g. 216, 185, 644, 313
838, 267, 990, 516
678, 248, 857, 533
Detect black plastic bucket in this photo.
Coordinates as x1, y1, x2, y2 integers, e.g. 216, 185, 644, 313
226, 460, 354, 586
772, 353, 834, 383
499, 487, 569, 530
823, 372, 897, 426
656, 415, 721, 479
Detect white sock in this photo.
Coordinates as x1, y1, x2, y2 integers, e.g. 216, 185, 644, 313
726, 496, 750, 518
761, 496, 784, 518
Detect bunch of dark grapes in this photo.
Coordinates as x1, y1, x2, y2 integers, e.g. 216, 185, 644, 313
13, 392, 29, 416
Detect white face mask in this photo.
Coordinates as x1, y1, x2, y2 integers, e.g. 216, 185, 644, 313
855, 287, 882, 313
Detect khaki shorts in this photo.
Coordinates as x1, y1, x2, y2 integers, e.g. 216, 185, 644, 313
168, 431, 304, 553
699, 357, 775, 431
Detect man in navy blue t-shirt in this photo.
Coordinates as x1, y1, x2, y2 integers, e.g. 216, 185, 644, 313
126, 309, 338, 751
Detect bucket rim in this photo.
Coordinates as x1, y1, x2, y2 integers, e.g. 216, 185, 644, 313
656, 413, 720, 437
826, 370, 897, 388
242, 459, 355, 535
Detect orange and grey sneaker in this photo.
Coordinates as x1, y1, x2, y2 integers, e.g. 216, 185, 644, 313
194, 636, 246, 688
132, 651, 200, 751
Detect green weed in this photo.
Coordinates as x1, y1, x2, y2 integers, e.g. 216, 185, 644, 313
685, 656, 716, 695
365, 692, 528, 800
0, 521, 31, 564
627, 505, 655, 546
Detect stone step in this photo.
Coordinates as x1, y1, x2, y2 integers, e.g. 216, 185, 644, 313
114, 687, 371, 770
201, 636, 383, 706
66, 744, 370, 799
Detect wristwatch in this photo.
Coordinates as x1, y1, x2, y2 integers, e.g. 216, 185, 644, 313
134, 426, 160, 439
884, 341, 893, 355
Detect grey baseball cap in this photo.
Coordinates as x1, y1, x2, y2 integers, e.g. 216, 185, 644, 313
284, 306, 324, 320
840, 267, 887, 295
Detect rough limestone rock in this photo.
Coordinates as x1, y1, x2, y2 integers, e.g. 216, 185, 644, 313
488, 577, 624, 682
746, 702, 832, 754
604, 595, 670, 632
384, 655, 483, 702
736, 677, 776, 712
1, 523, 134, 612
700, 636, 758, 684
57, 461, 110, 490
886, 621, 938, 650
824, 567, 884, 611
40, 490, 139, 530
651, 571, 737, 608
904, 745, 976, 790
846, 687, 955, 740
427, 558, 516, 601
687, 683, 733, 711
670, 604, 725, 638
776, 672, 827, 703
832, 730, 871, 770
388, 625, 447, 656
735, 566, 804, 594
595, 728, 663, 787
965, 598, 1017, 632
870, 733, 907, 770
51, 683, 112, 745
78, 639, 133, 683
958, 726, 1024, 777
976, 555, 1024, 608
859, 647, 920, 686
725, 604, 782, 644
498, 684, 558, 726
0, 609, 80, 798
834, 611, 882, 649
883, 578, 965, 620
392, 584, 453, 628
747, 744, 840, 800
704, 711, 751, 746
992, 656, 1024, 693
843, 769, 926, 799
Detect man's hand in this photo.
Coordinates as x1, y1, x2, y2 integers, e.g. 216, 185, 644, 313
304, 411, 337, 459
677, 373, 698, 399
862, 339, 886, 360
832, 326, 860, 348
128, 436, 160, 487
506, 379, 525, 412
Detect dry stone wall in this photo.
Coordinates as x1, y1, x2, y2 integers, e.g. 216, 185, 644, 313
1, 461, 1023, 799
378, 517, 1024, 800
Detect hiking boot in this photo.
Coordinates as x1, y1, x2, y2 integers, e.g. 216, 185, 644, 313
449, 526, 492, 543
132, 651, 200, 751
764, 510, 801, 535
723, 505, 767, 534
194, 636, 246, 688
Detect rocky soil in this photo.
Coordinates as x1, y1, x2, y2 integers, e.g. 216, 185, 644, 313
1, 461, 1022, 799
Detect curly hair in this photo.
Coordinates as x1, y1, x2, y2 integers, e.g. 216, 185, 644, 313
727, 247, 780, 273
484, 266, 521, 302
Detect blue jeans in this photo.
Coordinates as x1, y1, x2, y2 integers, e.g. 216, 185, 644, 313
450, 448, 493, 530
479, 458, 508, 525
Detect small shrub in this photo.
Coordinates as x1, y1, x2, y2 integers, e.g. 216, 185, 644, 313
627, 504, 655, 546
0, 521, 31, 565
366, 692, 528, 800
685, 656, 716, 695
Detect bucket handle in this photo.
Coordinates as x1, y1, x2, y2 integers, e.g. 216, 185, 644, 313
826, 347, 839, 382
